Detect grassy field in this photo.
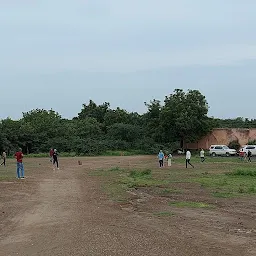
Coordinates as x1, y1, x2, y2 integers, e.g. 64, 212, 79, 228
1, 155, 256, 202
86, 155, 256, 204
2, 155, 255, 255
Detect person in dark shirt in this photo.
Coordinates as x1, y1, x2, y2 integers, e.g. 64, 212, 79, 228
247, 150, 252, 163
14, 148, 25, 179
52, 149, 59, 170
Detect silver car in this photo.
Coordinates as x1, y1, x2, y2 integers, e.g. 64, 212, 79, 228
209, 145, 237, 157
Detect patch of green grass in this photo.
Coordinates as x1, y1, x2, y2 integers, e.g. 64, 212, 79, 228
121, 169, 169, 189
227, 168, 256, 177
102, 182, 129, 202
92, 156, 256, 202
122, 177, 168, 189
247, 186, 256, 193
169, 201, 214, 209
153, 211, 175, 217
88, 167, 124, 176
129, 169, 152, 178
212, 192, 235, 198
191, 168, 256, 196
159, 188, 183, 195
108, 166, 122, 172
238, 185, 256, 194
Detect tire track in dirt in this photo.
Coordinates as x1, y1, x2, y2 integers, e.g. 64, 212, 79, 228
0, 168, 82, 256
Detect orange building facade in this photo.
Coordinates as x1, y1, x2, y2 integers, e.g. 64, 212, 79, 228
186, 128, 256, 150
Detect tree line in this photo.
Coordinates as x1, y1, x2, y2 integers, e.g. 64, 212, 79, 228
0, 89, 255, 155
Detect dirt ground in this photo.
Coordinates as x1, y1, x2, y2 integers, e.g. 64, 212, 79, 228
0, 156, 255, 256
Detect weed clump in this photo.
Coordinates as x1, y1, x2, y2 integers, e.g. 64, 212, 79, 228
227, 169, 256, 177
129, 169, 152, 178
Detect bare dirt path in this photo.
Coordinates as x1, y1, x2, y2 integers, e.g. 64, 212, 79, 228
0, 156, 255, 256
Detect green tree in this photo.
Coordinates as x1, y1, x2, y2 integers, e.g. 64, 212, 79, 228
78, 100, 110, 123
103, 107, 130, 126
21, 109, 66, 152
0, 118, 21, 153
75, 117, 103, 139
160, 89, 212, 147
144, 99, 163, 142
107, 123, 142, 143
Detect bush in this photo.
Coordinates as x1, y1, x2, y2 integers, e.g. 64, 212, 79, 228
248, 140, 256, 145
25, 152, 77, 158
228, 140, 240, 151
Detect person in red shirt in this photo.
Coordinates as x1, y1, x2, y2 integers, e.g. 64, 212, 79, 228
239, 150, 245, 161
14, 148, 24, 179
49, 148, 54, 162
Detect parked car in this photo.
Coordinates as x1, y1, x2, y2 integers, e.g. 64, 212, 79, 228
209, 145, 237, 157
239, 145, 256, 156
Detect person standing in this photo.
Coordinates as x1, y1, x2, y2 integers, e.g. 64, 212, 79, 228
158, 150, 165, 168
52, 149, 59, 170
1, 150, 7, 166
239, 150, 245, 161
200, 148, 205, 162
49, 148, 54, 162
14, 148, 25, 179
167, 153, 173, 167
186, 150, 194, 168
247, 150, 252, 163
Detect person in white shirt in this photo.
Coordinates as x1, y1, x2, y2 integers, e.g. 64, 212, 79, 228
167, 153, 173, 167
200, 149, 205, 162
1, 150, 6, 166
186, 150, 194, 168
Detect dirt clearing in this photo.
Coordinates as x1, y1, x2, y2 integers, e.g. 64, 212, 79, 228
0, 156, 255, 256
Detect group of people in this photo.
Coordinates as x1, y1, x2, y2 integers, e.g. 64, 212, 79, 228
239, 150, 252, 162
0, 147, 60, 179
157, 148, 206, 169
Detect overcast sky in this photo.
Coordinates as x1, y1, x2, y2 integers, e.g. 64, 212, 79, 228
1, 0, 256, 120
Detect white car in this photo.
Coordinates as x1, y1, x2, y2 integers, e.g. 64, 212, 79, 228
209, 145, 237, 157
239, 145, 256, 156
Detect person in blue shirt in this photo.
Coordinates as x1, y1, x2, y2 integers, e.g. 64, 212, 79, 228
158, 150, 165, 168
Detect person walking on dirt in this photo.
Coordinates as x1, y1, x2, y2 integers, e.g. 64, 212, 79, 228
1, 150, 6, 166
247, 150, 252, 163
200, 149, 205, 162
52, 149, 59, 170
186, 150, 194, 168
14, 148, 25, 179
158, 150, 165, 168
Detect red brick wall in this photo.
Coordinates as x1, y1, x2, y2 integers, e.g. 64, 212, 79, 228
186, 128, 256, 150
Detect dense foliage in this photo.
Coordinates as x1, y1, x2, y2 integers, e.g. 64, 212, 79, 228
0, 89, 252, 156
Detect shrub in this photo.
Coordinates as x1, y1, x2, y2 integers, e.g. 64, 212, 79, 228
228, 140, 241, 151
248, 140, 256, 145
